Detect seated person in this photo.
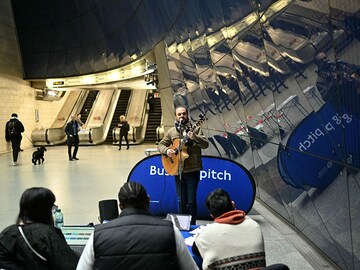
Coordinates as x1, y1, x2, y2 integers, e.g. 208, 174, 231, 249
0, 187, 79, 270
193, 189, 289, 270
77, 181, 198, 270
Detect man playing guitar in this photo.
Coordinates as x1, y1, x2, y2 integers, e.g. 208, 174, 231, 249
157, 106, 209, 225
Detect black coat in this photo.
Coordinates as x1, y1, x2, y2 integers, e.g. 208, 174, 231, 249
93, 208, 180, 270
0, 223, 79, 270
119, 121, 130, 135
147, 92, 155, 105
64, 120, 79, 137
5, 118, 24, 142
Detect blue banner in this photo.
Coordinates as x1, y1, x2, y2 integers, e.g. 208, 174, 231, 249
128, 155, 256, 219
278, 103, 359, 189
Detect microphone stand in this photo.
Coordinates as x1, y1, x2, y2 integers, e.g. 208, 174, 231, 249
177, 122, 185, 214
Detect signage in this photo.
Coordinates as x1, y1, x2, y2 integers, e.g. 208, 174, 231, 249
53, 81, 64, 86
128, 155, 256, 219
278, 102, 359, 190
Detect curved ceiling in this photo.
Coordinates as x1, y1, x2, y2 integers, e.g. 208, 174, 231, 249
11, 0, 274, 79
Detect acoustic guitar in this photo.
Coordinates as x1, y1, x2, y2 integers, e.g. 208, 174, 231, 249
161, 115, 205, 176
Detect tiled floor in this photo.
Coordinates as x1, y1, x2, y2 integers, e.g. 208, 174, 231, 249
0, 144, 337, 269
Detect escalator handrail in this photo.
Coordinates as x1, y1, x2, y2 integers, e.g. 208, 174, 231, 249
89, 128, 93, 144
45, 128, 50, 144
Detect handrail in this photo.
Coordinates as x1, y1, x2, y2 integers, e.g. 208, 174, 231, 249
83, 91, 99, 127
102, 90, 117, 125
133, 89, 148, 143
89, 128, 93, 144
32, 90, 88, 146
45, 129, 50, 144
112, 127, 117, 143
140, 90, 149, 126
114, 89, 148, 144
78, 89, 121, 145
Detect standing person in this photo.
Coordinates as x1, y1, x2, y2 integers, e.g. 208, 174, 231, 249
247, 67, 270, 96
157, 106, 209, 225
236, 69, 258, 101
65, 115, 80, 161
224, 73, 247, 104
118, 115, 130, 150
0, 187, 79, 270
215, 83, 232, 111
205, 85, 223, 113
192, 189, 289, 270
77, 182, 198, 270
5, 113, 25, 166
147, 89, 155, 113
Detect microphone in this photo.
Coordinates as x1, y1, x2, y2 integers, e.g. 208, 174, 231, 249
175, 118, 184, 130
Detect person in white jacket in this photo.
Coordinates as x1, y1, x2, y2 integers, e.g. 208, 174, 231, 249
193, 188, 289, 270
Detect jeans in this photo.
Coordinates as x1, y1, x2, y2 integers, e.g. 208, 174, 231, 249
67, 135, 79, 159
119, 133, 129, 149
11, 138, 21, 162
175, 171, 200, 225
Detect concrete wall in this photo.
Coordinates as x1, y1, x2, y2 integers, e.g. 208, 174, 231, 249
0, 0, 67, 154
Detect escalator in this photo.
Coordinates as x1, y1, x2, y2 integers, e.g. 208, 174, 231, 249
105, 89, 131, 144
144, 97, 162, 143
79, 90, 98, 124
31, 90, 87, 146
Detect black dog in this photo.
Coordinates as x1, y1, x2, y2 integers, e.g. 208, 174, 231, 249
32, 147, 47, 165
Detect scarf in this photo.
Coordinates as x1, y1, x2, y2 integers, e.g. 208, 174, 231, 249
214, 210, 246, 224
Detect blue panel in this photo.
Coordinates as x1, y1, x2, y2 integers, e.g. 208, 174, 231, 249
128, 155, 255, 219
278, 103, 359, 189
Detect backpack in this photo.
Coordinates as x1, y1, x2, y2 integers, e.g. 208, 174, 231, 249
8, 121, 19, 136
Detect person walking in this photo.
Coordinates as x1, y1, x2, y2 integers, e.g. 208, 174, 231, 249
118, 115, 130, 150
5, 113, 25, 166
65, 115, 80, 161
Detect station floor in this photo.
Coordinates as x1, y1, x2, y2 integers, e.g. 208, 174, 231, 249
0, 143, 338, 269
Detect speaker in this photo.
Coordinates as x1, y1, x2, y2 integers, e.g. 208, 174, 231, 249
98, 199, 119, 223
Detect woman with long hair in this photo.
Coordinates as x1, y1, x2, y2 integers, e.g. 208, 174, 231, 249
0, 187, 79, 269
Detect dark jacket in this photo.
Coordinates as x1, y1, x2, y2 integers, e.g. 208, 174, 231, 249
0, 223, 79, 270
119, 121, 130, 135
5, 118, 24, 142
64, 120, 79, 137
147, 92, 155, 105
93, 208, 179, 270
157, 122, 209, 173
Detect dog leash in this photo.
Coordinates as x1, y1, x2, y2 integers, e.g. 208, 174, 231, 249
23, 133, 34, 145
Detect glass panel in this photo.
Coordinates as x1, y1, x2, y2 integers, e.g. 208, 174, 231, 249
161, 1, 360, 268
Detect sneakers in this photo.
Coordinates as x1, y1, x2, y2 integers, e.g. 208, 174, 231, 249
12, 161, 17, 166
73, 157, 79, 160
